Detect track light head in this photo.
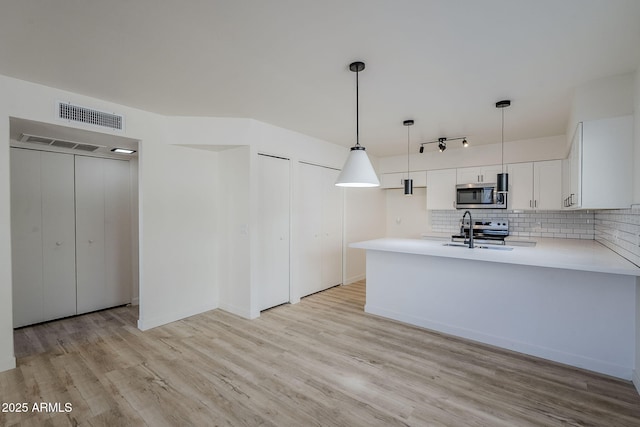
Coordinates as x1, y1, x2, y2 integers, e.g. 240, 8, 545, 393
438, 137, 447, 152
462, 138, 468, 147
419, 145, 424, 154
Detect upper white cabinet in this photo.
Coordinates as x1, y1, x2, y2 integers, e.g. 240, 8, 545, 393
380, 171, 427, 189
563, 116, 633, 209
426, 168, 457, 210
507, 160, 562, 210
456, 165, 503, 184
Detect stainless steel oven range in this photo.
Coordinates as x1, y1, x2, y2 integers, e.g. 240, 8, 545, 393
451, 219, 509, 245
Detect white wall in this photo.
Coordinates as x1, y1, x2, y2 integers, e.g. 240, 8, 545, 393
385, 188, 427, 238
137, 142, 219, 330
217, 146, 252, 318
344, 186, 386, 284
634, 68, 640, 204
568, 72, 636, 148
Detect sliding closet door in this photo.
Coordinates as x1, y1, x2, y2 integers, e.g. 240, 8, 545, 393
76, 156, 131, 314
11, 148, 76, 327
257, 154, 290, 311
41, 151, 77, 321
11, 148, 45, 327
321, 168, 343, 288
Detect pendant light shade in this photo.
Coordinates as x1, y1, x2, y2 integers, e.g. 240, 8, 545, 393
403, 119, 414, 196
335, 61, 380, 188
496, 99, 511, 193
335, 147, 380, 187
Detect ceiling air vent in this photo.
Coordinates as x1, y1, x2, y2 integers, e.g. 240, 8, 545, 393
57, 101, 124, 131
20, 133, 102, 153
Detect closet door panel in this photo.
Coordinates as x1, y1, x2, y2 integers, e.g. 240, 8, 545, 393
297, 163, 323, 297
321, 168, 343, 288
104, 159, 132, 307
75, 156, 107, 314
41, 151, 77, 321
257, 155, 290, 311
10, 148, 45, 327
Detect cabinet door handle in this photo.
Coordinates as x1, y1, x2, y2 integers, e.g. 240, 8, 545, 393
453, 201, 456, 209
529, 200, 532, 208
534, 200, 537, 208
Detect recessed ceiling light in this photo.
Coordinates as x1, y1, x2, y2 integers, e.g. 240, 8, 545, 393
111, 148, 136, 154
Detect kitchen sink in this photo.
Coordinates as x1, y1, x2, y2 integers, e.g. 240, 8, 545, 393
442, 242, 514, 251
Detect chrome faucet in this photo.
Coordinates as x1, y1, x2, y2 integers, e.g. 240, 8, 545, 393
462, 210, 474, 248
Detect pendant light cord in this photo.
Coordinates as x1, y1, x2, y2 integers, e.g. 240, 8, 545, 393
501, 107, 505, 173
355, 69, 360, 147
407, 125, 410, 179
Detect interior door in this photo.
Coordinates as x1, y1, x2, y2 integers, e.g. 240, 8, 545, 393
321, 168, 343, 289
297, 162, 323, 297
257, 154, 290, 311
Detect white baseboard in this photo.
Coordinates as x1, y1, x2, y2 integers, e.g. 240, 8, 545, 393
218, 301, 257, 319
633, 370, 640, 396
0, 355, 16, 373
137, 301, 218, 331
344, 273, 366, 285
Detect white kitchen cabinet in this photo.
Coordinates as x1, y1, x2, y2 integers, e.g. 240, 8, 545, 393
563, 116, 632, 209
297, 162, 343, 298
256, 154, 290, 311
11, 149, 76, 327
456, 165, 503, 184
76, 156, 132, 314
426, 168, 457, 210
380, 171, 427, 189
507, 160, 561, 210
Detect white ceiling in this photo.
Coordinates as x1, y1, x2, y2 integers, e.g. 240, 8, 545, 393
1, 0, 639, 157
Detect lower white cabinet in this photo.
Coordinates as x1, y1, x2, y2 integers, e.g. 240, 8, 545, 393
426, 168, 457, 210
256, 154, 290, 311
10, 148, 132, 327
297, 162, 343, 298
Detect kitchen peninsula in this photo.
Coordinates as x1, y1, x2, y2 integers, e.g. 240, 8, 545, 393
350, 237, 640, 380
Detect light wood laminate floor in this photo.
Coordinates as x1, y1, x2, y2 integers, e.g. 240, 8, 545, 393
3, 280, 640, 426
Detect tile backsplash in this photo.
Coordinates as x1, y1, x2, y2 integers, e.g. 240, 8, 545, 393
430, 210, 595, 240
594, 207, 640, 267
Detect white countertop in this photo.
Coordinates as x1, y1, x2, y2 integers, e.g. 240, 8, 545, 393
350, 237, 640, 276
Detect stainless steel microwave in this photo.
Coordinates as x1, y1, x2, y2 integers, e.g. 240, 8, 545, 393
456, 183, 507, 209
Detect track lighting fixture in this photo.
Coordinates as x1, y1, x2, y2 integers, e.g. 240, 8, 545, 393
418, 136, 468, 153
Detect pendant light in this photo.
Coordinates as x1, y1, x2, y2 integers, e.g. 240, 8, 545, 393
335, 61, 380, 187
403, 119, 414, 195
496, 100, 511, 193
